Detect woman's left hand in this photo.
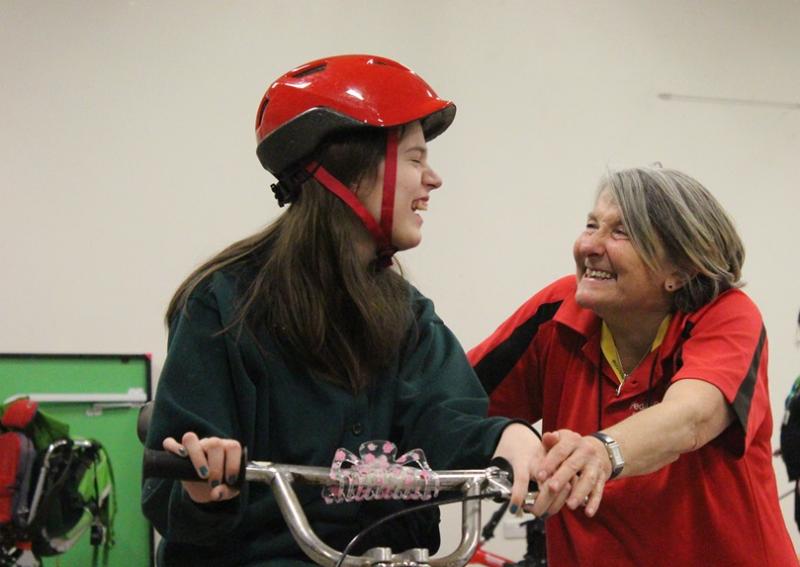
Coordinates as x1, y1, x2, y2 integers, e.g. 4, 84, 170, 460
492, 423, 571, 518
535, 429, 612, 517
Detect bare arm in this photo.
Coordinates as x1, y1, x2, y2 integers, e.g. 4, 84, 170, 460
605, 378, 735, 475
538, 378, 735, 516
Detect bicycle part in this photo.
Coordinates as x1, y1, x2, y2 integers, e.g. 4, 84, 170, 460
143, 448, 525, 566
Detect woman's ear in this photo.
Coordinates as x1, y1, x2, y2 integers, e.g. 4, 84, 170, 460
664, 270, 692, 292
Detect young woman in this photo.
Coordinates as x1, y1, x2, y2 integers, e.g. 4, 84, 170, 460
142, 54, 543, 567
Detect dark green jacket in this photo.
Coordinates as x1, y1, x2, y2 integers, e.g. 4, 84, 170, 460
142, 270, 511, 566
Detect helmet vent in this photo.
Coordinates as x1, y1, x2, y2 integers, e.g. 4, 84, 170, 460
368, 57, 401, 68
292, 63, 327, 78
256, 97, 269, 129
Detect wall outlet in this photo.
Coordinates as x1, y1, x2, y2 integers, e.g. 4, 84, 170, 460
502, 518, 527, 539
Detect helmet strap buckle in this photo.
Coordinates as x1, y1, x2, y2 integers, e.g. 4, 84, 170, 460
270, 166, 313, 207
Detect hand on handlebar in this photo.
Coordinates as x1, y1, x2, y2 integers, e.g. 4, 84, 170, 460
163, 432, 243, 503
492, 423, 573, 519
144, 439, 536, 566
534, 429, 610, 518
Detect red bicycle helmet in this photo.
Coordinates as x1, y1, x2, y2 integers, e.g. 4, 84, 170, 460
255, 54, 455, 176
254, 54, 455, 266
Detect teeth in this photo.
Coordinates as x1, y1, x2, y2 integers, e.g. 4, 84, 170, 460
412, 200, 428, 212
585, 268, 615, 280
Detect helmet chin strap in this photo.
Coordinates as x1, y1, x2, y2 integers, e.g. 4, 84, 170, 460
378, 129, 398, 260
305, 129, 399, 268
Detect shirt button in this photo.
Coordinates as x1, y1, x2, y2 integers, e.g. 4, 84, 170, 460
351, 423, 363, 435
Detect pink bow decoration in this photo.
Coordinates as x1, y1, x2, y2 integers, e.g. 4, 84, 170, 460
323, 440, 440, 504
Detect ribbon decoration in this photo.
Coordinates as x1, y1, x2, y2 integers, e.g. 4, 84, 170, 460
323, 440, 440, 504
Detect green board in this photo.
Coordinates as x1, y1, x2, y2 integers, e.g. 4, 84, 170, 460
0, 354, 153, 567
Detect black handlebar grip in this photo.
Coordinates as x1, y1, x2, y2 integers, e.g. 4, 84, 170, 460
143, 449, 202, 481
142, 448, 247, 488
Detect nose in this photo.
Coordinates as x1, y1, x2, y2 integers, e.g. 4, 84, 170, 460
423, 166, 442, 191
577, 229, 606, 257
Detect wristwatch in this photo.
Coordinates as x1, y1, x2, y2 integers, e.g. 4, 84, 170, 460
590, 431, 625, 479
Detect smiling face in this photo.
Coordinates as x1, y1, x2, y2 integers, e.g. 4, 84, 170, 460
357, 121, 442, 252
573, 189, 679, 324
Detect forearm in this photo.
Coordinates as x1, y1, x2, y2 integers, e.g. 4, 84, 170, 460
603, 379, 735, 478
603, 402, 702, 476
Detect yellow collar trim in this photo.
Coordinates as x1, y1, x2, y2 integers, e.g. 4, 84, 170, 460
601, 315, 671, 383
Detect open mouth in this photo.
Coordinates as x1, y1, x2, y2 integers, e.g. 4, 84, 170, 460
584, 268, 616, 280
411, 199, 428, 212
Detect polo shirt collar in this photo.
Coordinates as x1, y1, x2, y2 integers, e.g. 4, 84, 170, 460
551, 286, 691, 369
553, 291, 603, 366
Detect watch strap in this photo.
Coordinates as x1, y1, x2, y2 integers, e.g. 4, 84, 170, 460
590, 431, 624, 479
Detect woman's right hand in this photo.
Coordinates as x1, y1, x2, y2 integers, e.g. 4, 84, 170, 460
534, 429, 611, 517
162, 432, 242, 503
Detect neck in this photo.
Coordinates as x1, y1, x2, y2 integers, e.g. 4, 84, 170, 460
352, 226, 378, 269
604, 311, 668, 371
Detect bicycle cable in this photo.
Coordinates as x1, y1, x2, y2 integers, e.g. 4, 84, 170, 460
334, 493, 496, 567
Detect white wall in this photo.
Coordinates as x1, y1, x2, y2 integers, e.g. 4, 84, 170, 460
2, 0, 799, 559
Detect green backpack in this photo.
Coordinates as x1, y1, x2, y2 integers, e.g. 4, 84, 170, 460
0, 399, 116, 566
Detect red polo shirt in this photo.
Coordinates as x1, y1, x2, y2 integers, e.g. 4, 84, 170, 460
469, 275, 797, 567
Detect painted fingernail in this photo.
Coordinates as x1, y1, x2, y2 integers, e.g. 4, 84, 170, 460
198, 466, 209, 479
227, 475, 238, 486
211, 480, 220, 488
177, 446, 188, 457
509, 504, 518, 514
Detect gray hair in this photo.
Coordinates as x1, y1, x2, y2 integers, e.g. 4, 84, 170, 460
600, 166, 745, 312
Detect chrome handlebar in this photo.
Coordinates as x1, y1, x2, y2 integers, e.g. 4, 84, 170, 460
143, 449, 518, 566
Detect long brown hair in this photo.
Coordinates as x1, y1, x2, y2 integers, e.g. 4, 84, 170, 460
167, 127, 412, 392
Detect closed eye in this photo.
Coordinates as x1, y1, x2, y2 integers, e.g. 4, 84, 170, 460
406, 146, 427, 165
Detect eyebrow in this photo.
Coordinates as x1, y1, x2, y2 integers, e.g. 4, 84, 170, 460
405, 145, 427, 156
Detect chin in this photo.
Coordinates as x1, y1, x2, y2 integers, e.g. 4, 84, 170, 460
574, 292, 592, 310
574, 285, 597, 310
394, 233, 423, 251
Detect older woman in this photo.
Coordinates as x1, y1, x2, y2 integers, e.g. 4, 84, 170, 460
469, 167, 797, 566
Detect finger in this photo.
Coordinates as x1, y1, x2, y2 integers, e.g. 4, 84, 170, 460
540, 430, 560, 451
526, 487, 552, 518
565, 467, 601, 510
526, 476, 562, 518
224, 441, 242, 486
508, 463, 533, 514
204, 438, 225, 492
181, 432, 209, 480
213, 484, 241, 501
162, 436, 188, 457
544, 451, 584, 494
536, 431, 579, 483
181, 479, 216, 504
584, 477, 607, 517
545, 481, 572, 516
